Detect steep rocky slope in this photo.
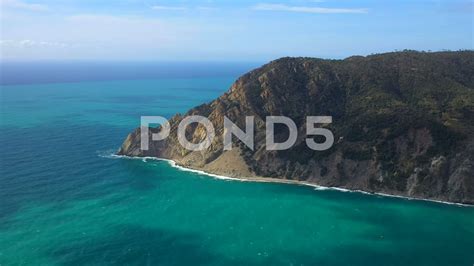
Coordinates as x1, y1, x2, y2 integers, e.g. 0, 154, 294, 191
119, 51, 474, 204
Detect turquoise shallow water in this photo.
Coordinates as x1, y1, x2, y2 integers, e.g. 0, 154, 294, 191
1, 75, 474, 266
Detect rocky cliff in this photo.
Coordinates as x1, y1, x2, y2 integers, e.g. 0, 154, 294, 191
119, 51, 474, 204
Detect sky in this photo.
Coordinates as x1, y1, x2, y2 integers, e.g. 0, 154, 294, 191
0, 0, 473, 61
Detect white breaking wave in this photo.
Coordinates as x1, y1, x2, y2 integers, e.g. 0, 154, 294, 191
100, 153, 472, 207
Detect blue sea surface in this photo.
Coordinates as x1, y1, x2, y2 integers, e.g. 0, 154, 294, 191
0, 62, 473, 266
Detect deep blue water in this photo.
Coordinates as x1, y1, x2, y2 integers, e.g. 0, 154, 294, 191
0, 61, 260, 85
0, 62, 473, 266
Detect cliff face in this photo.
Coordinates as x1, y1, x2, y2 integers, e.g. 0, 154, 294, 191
119, 51, 474, 204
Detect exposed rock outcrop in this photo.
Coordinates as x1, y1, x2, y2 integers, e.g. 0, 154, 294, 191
119, 51, 474, 204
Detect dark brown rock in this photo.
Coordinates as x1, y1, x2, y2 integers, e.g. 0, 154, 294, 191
119, 51, 474, 204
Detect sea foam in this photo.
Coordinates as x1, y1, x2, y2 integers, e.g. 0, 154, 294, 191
101, 153, 472, 207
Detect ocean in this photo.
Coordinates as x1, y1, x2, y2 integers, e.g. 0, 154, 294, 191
0, 62, 473, 266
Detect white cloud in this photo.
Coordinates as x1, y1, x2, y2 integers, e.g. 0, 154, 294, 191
0, 39, 68, 47
0, 0, 49, 11
0, 40, 14, 45
252, 3, 368, 14
1, 14, 198, 59
151, 5, 187, 11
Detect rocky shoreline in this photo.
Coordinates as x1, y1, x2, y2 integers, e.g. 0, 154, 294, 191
119, 51, 474, 204
112, 154, 473, 206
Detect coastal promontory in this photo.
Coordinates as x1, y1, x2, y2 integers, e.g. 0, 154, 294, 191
119, 51, 474, 204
